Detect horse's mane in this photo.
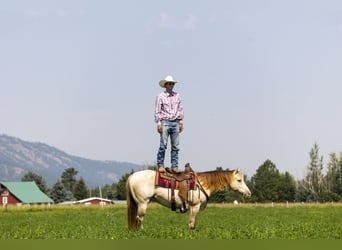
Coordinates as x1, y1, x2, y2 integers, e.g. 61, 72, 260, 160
196, 170, 235, 193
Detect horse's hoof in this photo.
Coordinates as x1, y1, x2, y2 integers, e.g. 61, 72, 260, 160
180, 208, 187, 213
180, 204, 188, 213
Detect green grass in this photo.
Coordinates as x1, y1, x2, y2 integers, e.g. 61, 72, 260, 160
0, 203, 341, 239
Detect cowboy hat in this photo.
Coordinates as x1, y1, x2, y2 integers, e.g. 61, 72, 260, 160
159, 75, 178, 88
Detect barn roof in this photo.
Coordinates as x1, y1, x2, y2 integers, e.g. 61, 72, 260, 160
0, 181, 53, 203
76, 197, 112, 203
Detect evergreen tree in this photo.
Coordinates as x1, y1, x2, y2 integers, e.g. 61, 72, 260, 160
102, 184, 115, 200
114, 170, 134, 200
73, 177, 88, 200
250, 160, 280, 202
225, 188, 247, 203
278, 172, 296, 202
337, 154, 342, 195
61, 167, 78, 193
21, 171, 49, 194
209, 189, 227, 203
50, 179, 73, 203
325, 152, 342, 200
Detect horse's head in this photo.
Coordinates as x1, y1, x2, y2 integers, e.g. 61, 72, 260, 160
229, 169, 251, 197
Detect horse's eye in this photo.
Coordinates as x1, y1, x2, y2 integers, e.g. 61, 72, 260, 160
237, 179, 242, 183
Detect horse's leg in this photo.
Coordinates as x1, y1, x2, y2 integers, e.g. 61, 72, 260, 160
136, 202, 148, 229
188, 203, 200, 229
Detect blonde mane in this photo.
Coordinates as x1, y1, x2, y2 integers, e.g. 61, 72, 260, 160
196, 170, 235, 193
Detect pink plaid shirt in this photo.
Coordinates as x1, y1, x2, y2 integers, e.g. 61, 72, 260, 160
155, 91, 184, 125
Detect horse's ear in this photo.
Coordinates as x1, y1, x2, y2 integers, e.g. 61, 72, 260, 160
234, 168, 241, 174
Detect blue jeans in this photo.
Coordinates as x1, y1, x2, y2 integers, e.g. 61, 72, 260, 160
157, 120, 180, 169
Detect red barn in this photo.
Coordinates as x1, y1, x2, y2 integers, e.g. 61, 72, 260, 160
0, 181, 53, 205
74, 197, 113, 206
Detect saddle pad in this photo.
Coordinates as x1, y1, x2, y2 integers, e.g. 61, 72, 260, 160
155, 171, 197, 190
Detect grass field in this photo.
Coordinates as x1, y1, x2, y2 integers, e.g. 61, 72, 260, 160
0, 203, 341, 239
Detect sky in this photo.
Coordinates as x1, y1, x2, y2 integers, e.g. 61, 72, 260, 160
1, 0, 342, 180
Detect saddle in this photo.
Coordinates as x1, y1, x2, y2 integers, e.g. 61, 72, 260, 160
155, 163, 197, 213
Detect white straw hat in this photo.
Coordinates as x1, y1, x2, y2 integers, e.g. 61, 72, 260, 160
159, 75, 178, 88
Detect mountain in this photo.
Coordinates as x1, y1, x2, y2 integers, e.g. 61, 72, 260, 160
0, 134, 144, 187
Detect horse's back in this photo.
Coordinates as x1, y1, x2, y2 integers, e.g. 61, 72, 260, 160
128, 169, 156, 202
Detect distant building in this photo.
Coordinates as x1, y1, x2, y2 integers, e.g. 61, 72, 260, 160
74, 197, 113, 206
58, 197, 113, 206
0, 181, 53, 205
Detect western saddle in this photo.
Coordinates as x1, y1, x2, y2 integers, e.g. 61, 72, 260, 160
157, 163, 196, 213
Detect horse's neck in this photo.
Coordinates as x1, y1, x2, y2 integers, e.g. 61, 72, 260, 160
197, 171, 233, 194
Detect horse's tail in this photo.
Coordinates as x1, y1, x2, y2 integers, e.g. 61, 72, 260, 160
126, 176, 138, 230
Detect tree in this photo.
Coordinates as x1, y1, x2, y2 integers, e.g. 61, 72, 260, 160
61, 167, 78, 193
21, 171, 49, 194
225, 188, 247, 203
295, 179, 311, 202
114, 170, 134, 200
308, 142, 325, 194
50, 180, 73, 203
250, 160, 280, 202
209, 189, 226, 203
336, 154, 342, 196
278, 172, 296, 202
325, 152, 338, 193
324, 152, 342, 201
102, 184, 115, 200
73, 177, 88, 200
299, 143, 325, 201
89, 184, 116, 200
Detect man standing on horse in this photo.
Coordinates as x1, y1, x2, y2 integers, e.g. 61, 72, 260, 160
155, 75, 184, 174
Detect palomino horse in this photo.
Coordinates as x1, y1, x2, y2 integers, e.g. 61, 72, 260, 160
126, 168, 251, 230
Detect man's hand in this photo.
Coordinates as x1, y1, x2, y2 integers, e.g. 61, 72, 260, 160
179, 123, 184, 133
157, 125, 163, 134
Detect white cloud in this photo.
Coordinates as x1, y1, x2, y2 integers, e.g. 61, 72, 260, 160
158, 12, 177, 29
327, 22, 342, 32
26, 9, 49, 19
184, 14, 198, 31
144, 19, 154, 34
56, 9, 68, 17
157, 12, 198, 31
207, 14, 217, 23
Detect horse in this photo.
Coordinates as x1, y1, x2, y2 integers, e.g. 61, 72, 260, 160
126, 168, 251, 230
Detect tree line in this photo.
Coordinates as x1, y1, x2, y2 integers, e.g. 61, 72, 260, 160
21, 142, 342, 203
211, 142, 342, 203
21, 168, 132, 203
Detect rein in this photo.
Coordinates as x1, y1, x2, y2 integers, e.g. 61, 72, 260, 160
196, 179, 209, 202
190, 169, 209, 202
